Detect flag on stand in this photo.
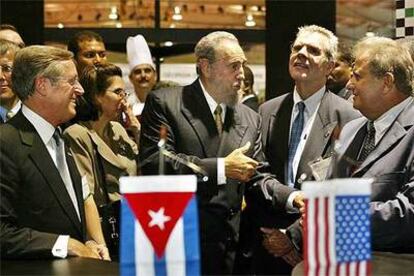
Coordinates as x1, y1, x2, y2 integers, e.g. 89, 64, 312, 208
302, 178, 373, 276
120, 175, 200, 276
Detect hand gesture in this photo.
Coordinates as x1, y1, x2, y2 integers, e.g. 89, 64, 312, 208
224, 142, 258, 182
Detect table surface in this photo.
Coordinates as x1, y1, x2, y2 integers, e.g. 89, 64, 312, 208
1, 257, 119, 275
292, 251, 414, 275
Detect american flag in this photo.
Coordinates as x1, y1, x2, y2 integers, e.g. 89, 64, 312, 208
302, 179, 373, 276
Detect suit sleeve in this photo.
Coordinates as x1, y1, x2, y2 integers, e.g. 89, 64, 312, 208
0, 140, 59, 259
139, 91, 219, 188
370, 166, 414, 252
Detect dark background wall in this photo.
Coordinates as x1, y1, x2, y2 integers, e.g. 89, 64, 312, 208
1, 0, 335, 101
265, 0, 335, 100
1, 0, 44, 45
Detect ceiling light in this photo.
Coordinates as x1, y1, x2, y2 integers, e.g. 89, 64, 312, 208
57, 23, 64, 29
109, 6, 119, 20
116, 22, 122, 28
163, 41, 173, 47
172, 6, 182, 21
245, 14, 256, 27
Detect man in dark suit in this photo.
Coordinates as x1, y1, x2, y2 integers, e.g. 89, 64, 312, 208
0, 46, 107, 260
139, 31, 298, 275
248, 25, 360, 274
333, 36, 414, 253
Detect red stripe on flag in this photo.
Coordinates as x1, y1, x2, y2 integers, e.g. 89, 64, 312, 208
356, 261, 360, 276
336, 263, 340, 276
324, 197, 330, 276
346, 262, 350, 276
304, 199, 309, 276
367, 261, 372, 276
314, 197, 320, 276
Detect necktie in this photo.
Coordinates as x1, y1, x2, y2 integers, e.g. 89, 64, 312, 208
53, 128, 81, 221
214, 105, 223, 135
287, 102, 305, 186
358, 121, 376, 162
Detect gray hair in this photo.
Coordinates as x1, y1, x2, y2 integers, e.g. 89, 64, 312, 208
194, 31, 239, 74
396, 37, 414, 61
12, 45, 74, 101
354, 36, 413, 97
295, 25, 338, 62
0, 38, 20, 56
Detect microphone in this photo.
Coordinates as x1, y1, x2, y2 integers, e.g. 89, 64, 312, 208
158, 125, 167, 175
152, 125, 209, 182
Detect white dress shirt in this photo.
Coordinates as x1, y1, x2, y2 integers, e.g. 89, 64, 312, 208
285, 86, 325, 212
199, 79, 227, 185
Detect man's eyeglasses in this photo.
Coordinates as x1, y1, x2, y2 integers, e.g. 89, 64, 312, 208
0, 64, 13, 74
107, 88, 128, 97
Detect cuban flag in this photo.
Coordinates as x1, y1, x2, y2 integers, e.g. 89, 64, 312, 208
120, 175, 200, 276
302, 178, 373, 276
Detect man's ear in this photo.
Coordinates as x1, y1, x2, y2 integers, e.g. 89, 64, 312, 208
198, 58, 210, 77
383, 72, 395, 94
325, 60, 335, 76
34, 77, 49, 96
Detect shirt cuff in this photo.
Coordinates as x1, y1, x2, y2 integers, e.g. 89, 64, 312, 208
286, 191, 301, 213
52, 235, 69, 258
217, 158, 226, 185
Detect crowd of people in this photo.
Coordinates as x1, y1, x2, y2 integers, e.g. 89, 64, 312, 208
0, 22, 413, 275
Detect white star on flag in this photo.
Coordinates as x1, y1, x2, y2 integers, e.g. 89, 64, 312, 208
148, 207, 171, 230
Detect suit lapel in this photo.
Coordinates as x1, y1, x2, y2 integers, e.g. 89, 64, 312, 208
181, 80, 221, 157
66, 146, 86, 238
297, 92, 338, 181
217, 106, 247, 157
19, 117, 83, 236
268, 94, 293, 181
354, 120, 407, 176
354, 100, 414, 176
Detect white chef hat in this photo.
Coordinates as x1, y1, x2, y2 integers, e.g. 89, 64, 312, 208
126, 34, 155, 71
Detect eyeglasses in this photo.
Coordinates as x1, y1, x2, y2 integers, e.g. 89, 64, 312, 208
106, 88, 128, 97
0, 64, 13, 74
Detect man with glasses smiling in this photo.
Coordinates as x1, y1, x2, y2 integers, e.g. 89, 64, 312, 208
0, 39, 21, 123
67, 31, 107, 74
0, 45, 109, 260
248, 25, 359, 275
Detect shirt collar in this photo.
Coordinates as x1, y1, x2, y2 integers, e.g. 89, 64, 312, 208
199, 79, 226, 117
22, 105, 56, 145
0, 100, 22, 122
293, 85, 326, 114
373, 97, 413, 140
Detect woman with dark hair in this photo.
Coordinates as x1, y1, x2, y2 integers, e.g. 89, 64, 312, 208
64, 64, 140, 258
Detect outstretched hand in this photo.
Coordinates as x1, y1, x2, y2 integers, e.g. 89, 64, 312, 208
224, 142, 258, 182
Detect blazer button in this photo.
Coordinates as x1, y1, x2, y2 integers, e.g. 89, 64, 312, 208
228, 208, 237, 218
324, 132, 330, 138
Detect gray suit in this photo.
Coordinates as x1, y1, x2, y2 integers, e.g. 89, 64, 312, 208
245, 90, 359, 274
335, 99, 414, 253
